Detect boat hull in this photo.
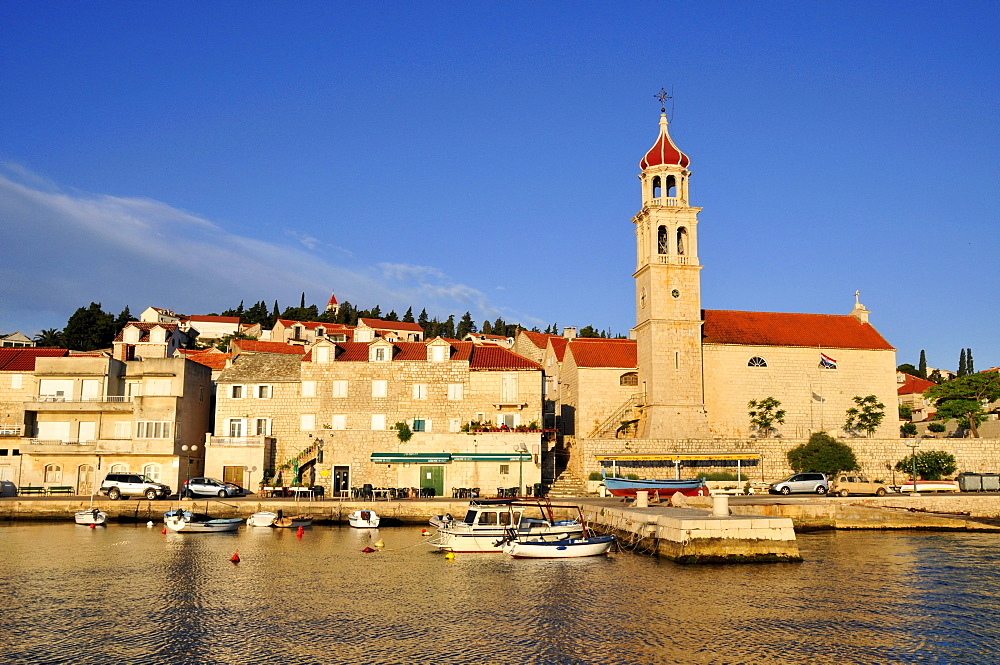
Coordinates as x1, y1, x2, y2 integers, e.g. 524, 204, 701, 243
348, 510, 380, 528
603, 477, 709, 498
246, 511, 278, 527
273, 515, 313, 528
899, 480, 960, 493
74, 509, 107, 525
165, 516, 242, 532
504, 535, 615, 559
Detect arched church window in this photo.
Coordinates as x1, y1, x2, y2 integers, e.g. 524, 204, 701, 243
747, 357, 767, 367
676, 227, 688, 255
665, 175, 676, 197
657, 226, 669, 255
652, 176, 661, 198
620, 372, 639, 386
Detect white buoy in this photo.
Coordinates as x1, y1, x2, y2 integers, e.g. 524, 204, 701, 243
146, 520, 154, 527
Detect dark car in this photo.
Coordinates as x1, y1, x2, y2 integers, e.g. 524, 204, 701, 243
184, 477, 241, 498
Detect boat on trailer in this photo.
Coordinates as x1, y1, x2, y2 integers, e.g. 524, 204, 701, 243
601, 469, 709, 499
899, 480, 960, 493
428, 499, 585, 553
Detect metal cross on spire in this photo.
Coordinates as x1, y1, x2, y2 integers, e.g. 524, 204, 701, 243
655, 88, 672, 113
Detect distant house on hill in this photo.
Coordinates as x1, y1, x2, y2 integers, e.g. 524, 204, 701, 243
113, 322, 194, 361
1, 332, 35, 348
179, 315, 241, 344
896, 372, 937, 422
354, 318, 423, 343
270, 319, 353, 346
140, 307, 181, 324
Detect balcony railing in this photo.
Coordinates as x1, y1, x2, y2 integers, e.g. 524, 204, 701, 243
0, 425, 23, 436
34, 395, 133, 403
29, 439, 96, 446
208, 436, 268, 447
655, 255, 695, 265
648, 197, 680, 207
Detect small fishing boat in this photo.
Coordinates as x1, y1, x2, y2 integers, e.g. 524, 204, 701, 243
348, 509, 380, 528
272, 509, 313, 528
601, 469, 709, 498
503, 534, 615, 559
165, 512, 243, 533
429, 499, 585, 553
74, 508, 107, 526
246, 511, 279, 527
899, 480, 961, 493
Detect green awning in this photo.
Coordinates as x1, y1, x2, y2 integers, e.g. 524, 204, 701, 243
370, 452, 452, 464
451, 453, 532, 462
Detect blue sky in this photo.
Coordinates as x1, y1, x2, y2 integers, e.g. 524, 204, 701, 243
1, 2, 997, 371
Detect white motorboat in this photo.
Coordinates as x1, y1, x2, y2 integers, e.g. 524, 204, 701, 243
74, 508, 107, 526
502, 534, 615, 559
348, 509, 380, 528
165, 513, 242, 533
428, 499, 585, 553
246, 511, 279, 527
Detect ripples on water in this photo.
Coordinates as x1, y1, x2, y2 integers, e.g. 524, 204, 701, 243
2, 524, 999, 664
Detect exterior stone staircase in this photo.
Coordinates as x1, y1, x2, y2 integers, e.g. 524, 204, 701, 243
546, 470, 588, 498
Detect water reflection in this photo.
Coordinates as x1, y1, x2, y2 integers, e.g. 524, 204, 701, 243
2, 524, 999, 664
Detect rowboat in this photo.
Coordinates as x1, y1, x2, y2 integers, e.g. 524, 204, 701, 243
74, 508, 107, 526
428, 499, 585, 553
503, 534, 615, 559
273, 513, 313, 528
899, 480, 961, 493
348, 509, 380, 528
601, 469, 709, 498
246, 511, 279, 527
164, 513, 242, 532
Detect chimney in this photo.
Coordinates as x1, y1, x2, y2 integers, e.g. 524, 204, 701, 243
562, 327, 577, 339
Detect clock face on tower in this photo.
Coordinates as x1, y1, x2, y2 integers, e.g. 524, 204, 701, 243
671, 289, 680, 299
640, 288, 647, 309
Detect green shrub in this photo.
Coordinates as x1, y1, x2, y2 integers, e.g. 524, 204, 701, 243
928, 422, 947, 433
588, 471, 603, 481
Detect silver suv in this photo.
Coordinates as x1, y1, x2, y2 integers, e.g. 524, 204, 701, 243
770, 473, 828, 495
99, 473, 172, 500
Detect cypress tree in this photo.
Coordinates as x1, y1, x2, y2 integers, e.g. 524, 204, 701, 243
299, 292, 305, 308
967, 348, 974, 374
918, 350, 927, 379
958, 348, 968, 377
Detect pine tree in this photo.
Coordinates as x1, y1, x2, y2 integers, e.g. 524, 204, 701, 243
61, 302, 116, 351
481, 320, 493, 335
272, 301, 280, 321
442, 314, 456, 339
958, 349, 968, 377
402, 307, 415, 323
418, 309, 429, 334
114, 306, 134, 331
967, 348, 974, 374
385, 310, 398, 322
918, 350, 927, 379
456, 312, 475, 339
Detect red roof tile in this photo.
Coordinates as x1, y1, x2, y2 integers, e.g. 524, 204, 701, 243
232, 340, 307, 355
358, 318, 424, 332
640, 113, 690, 170
184, 315, 240, 324
898, 373, 935, 395
549, 337, 569, 362
470, 345, 541, 370
113, 322, 180, 342
567, 339, 637, 369
702, 310, 894, 351
0, 348, 70, 371
520, 331, 558, 349
186, 353, 234, 370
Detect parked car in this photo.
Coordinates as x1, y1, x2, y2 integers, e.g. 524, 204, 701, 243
184, 477, 241, 498
99, 473, 172, 500
830, 474, 889, 497
769, 473, 828, 495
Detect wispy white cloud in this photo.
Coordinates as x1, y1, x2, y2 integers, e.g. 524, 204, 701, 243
0, 164, 524, 334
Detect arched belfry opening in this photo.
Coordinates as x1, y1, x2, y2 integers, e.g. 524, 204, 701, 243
652, 176, 661, 198
657, 225, 669, 255
664, 175, 676, 198
676, 227, 688, 255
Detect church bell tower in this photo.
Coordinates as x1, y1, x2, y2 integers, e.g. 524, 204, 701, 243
632, 95, 710, 439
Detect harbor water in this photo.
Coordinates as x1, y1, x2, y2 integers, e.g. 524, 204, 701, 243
2, 523, 999, 664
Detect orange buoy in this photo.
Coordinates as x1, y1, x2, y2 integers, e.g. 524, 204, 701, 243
161, 528, 167, 535
421, 528, 429, 536
296, 526, 304, 539
89, 523, 96, 529
230, 550, 240, 564
361, 546, 376, 553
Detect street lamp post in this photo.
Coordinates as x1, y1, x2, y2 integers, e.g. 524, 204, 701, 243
180, 444, 198, 498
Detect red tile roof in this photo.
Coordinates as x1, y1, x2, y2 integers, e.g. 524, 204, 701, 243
567, 339, 637, 369
232, 340, 307, 355
328, 292, 338, 306
702, 310, 894, 350
519, 331, 558, 349
0, 348, 70, 371
898, 373, 935, 395
470, 345, 541, 370
640, 113, 690, 170
185, 353, 234, 370
358, 318, 424, 332
549, 337, 569, 362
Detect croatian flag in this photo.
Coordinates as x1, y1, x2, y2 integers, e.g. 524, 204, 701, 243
820, 352, 837, 369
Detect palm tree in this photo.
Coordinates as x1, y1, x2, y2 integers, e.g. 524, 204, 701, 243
33, 329, 63, 348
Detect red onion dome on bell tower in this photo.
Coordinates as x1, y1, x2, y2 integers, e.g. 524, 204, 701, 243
640, 112, 690, 170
